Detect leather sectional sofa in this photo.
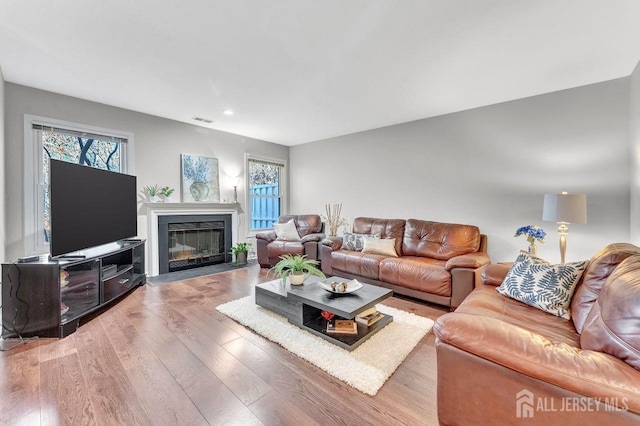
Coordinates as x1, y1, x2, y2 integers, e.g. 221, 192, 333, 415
321, 217, 490, 308
434, 243, 640, 424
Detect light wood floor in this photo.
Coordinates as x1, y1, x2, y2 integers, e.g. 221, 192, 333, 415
0, 265, 447, 425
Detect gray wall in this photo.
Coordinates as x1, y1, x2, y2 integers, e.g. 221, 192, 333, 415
631, 61, 640, 245
0, 66, 4, 263
4, 83, 289, 261
4, 73, 635, 264
290, 78, 631, 264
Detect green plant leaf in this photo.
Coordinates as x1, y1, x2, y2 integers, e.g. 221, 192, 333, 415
270, 254, 325, 279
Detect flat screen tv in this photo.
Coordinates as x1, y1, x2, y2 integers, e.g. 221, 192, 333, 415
49, 159, 138, 257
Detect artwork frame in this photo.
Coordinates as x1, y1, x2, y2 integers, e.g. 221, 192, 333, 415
180, 154, 220, 202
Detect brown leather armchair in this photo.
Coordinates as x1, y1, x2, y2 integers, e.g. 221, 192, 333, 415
256, 215, 325, 268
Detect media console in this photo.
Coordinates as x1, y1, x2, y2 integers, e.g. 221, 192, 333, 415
1, 240, 146, 338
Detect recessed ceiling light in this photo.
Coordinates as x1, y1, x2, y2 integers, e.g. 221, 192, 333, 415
223, 109, 234, 116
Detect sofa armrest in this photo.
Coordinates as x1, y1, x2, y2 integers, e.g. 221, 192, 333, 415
434, 313, 640, 413
256, 231, 277, 243
447, 253, 491, 307
301, 232, 325, 243
480, 263, 511, 286
320, 238, 342, 276
445, 252, 490, 271
322, 236, 343, 251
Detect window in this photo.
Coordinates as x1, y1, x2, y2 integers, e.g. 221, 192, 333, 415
246, 155, 286, 232
24, 115, 133, 254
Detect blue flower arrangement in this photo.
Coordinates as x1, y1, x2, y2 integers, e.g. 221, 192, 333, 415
514, 225, 546, 244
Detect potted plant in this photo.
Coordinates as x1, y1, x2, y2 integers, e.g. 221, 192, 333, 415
144, 184, 161, 202
159, 186, 175, 202
271, 254, 325, 285
230, 242, 251, 265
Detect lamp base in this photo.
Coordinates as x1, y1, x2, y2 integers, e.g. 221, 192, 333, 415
557, 222, 569, 264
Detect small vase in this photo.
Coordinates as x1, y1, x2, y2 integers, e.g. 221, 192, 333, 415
190, 181, 210, 201
528, 243, 538, 256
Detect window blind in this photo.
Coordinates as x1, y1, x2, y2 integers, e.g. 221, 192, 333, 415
247, 157, 285, 168
32, 124, 128, 144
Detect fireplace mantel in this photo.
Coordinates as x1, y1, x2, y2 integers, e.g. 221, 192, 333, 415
143, 202, 242, 276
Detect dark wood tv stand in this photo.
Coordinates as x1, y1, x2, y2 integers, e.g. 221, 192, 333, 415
1, 240, 146, 338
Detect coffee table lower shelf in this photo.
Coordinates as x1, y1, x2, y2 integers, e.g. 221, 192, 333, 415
301, 308, 393, 351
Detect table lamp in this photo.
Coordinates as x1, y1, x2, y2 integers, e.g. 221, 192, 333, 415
542, 192, 587, 264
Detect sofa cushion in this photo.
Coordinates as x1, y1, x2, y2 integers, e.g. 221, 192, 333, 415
341, 232, 379, 251
362, 237, 398, 257
496, 252, 587, 319
380, 256, 451, 296
274, 219, 300, 241
581, 255, 640, 370
434, 309, 640, 415
267, 240, 304, 259
572, 243, 640, 334
352, 217, 405, 256
329, 250, 387, 280
456, 285, 580, 346
402, 219, 480, 261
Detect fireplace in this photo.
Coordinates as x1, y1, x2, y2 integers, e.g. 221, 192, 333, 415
158, 214, 232, 274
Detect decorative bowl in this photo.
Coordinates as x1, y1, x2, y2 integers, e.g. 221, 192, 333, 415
319, 279, 363, 294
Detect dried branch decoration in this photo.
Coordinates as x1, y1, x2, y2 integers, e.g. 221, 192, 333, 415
322, 203, 347, 237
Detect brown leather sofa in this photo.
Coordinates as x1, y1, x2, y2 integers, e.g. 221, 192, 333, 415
256, 214, 325, 267
434, 243, 640, 425
321, 217, 489, 308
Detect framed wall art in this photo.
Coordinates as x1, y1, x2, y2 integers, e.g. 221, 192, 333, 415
180, 154, 220, 202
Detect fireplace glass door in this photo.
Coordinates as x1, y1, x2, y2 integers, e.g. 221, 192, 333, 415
168, 221, 226, 272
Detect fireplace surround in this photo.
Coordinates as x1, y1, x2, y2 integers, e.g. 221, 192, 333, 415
144, 202, 242, 277
158, 214, 232, 274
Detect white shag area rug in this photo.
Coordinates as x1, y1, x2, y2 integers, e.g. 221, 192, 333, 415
216, 295, 434, 396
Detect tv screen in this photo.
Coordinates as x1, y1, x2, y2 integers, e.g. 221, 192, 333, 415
50, 159, 138, 257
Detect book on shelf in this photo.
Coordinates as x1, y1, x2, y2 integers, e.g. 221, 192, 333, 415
326, 319, 358, 335
355, 311, 384, 327
358, 306, 377, 318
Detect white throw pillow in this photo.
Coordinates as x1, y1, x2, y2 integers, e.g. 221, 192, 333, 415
274, 219, 300, 241
362, 237, 398, 257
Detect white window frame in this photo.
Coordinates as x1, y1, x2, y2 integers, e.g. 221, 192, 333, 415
23, 114, 135, 255
245, 153, 288, 237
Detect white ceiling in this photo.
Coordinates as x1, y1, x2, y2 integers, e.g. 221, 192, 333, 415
1, 1, 639, 146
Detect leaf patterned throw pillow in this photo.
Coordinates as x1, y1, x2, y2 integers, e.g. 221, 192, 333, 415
341, 232, 380, 251
496, 251, 587, 319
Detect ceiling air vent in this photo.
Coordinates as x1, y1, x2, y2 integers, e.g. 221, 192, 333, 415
192, 116, 214, 124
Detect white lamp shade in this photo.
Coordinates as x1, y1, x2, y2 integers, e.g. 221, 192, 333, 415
542, 193, 587, 224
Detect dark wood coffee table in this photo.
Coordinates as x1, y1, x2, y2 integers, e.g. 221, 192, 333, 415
255, 275, 393, 351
